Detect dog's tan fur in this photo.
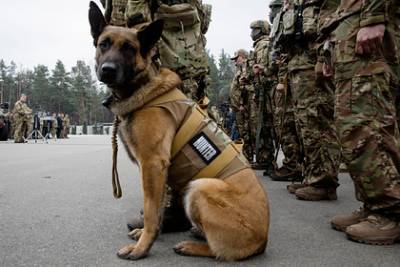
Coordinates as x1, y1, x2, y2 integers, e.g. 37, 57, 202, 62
89, 2, 269, 261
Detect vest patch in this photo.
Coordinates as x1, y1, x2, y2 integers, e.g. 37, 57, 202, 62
189, 132, 221, 164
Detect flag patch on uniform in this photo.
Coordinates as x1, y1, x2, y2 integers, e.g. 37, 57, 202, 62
189, 133, 221, 164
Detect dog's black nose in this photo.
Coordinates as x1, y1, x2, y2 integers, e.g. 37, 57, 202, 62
100, 62, 117, 82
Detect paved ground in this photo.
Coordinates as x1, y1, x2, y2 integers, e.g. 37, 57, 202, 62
0, 135, 399, 267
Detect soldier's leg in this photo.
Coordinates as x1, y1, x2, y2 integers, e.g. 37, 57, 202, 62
271, 86, 303, 181
336, 72, 400, 212
249, 93, 260, 166
257, 104, 276, 173
13, 119, 24, 143
290, 69, 340, 200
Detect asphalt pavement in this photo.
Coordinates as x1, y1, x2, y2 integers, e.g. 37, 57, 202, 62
0, 135, 399, 266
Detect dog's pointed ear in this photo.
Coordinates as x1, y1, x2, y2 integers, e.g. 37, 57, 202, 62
89, 1, 107, 47
137, 20, 164, 56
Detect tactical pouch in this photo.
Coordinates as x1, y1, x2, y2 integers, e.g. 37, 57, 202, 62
154, 3, 208, 79
270, 11, 282, 39
111, 0, 128, 26
302, 0, 320, 39
155, 3, 199, 29
282, 9, 296, 37
125, 0, 152, 23
200, 4, 212, 34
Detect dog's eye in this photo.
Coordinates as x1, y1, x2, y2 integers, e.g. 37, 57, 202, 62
99, 39, 110, 51
121, 42, 135, 53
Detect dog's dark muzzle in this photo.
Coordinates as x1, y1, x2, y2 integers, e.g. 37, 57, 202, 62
99, 62, 120, 84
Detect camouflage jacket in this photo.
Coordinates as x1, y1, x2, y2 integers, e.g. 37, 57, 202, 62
319, 0, 392, 36
230, 65, 250, 111
253, 36, 270, 78
12, 100, 31, 119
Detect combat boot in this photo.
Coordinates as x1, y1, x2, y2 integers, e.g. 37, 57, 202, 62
287, 183, 307, 194
295, 186, 337, 201
127, 209, 144, 231
251, 162, 266, 170
127, 205, 192, 233
345, 214, 400, 245
330, 207, 370, 232
269, 166, 302, 182
189, 226, 205, 240
263, 165, 275, 177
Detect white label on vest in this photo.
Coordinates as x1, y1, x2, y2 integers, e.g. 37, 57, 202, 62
189, 133, 221, 164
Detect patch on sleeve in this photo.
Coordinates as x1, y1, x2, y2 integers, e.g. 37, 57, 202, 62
189, 132, 221, 164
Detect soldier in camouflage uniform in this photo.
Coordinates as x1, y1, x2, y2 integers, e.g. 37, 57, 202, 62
62, 113, 70, 138
276, 0, 341, 200
269, 0, 303, 181
250, 20, 276, 174
321, 0, 400, 245
12, 94, 32, 143
230, 49, 257, 162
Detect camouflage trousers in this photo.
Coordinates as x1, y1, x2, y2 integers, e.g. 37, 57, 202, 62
272, 84, 302, 173
332, 14, 400, 216
236, 92, 258, 161
290, 68, 340, 187
255, 94, 276, 168
335, 63, 400, 215
13, 117, 31, 142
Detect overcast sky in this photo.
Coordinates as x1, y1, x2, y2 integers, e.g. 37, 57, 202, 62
0, 0, 271, 71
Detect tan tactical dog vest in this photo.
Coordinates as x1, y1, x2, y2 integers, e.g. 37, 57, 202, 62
145, 89, 250, 193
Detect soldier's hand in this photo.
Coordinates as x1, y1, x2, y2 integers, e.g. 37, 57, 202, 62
252, 64, 263, 75
276, 83, 285, 92
322, 62, 333, 77
356, 24, 385, 55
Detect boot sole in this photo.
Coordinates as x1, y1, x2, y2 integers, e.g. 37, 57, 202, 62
331, 223, 347, 232
295, 193, 337, 201
346, 233, 399, 245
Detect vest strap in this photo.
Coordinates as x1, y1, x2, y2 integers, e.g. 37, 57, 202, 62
145, 88, 187, 107
193, 140, 243, 179
171, 105, 207, 157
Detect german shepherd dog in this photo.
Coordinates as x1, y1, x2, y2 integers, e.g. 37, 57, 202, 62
89, 2, 269, 261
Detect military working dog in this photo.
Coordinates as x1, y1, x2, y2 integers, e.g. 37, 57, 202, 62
89, 2, 269, 261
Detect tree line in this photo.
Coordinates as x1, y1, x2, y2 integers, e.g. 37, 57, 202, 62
0, 51, 234, 124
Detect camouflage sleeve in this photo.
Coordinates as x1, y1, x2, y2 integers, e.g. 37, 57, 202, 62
278, 58, 288, 85
14, 101, 25, 116
22, 104, 32, 115
360, 0, 389, 27
229, 72, 242, 109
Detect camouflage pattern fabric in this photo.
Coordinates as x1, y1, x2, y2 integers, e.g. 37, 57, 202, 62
109, 0, 128, 26
62, 115, 70, 138
252, 35, 276, 167
229, 61, 255, 161
329, 1, 400, 215
282, 0, 340, 187
289, 68, 340, 187
272, 66, 303, 173
107, 0, 210, 101
270, 7, 303, 173
12, 100, 32, 142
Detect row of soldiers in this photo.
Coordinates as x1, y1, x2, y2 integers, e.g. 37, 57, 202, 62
229, 0, 400, 245
10, 94, 70, 142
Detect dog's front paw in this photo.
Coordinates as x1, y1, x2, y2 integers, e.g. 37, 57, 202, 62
117, 244, 148, 260
128, 228, 143, 241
